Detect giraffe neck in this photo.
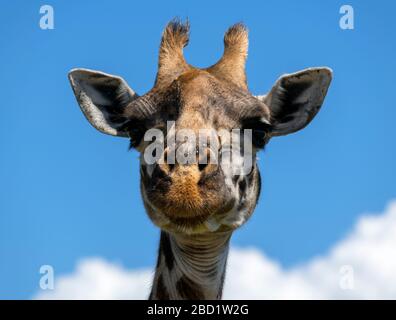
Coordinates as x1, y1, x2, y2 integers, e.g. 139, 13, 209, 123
149, 230, 232, 300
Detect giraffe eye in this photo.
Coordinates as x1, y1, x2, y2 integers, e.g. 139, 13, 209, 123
242, 117, 271, 149
124, 119, 147, 149
252, 129, 267, 148
128, 128, 145, 149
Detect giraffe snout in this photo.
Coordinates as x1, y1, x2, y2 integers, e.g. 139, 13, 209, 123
144, 145, 228, 220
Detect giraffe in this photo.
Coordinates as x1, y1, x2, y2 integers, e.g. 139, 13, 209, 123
68, 20, 332, 300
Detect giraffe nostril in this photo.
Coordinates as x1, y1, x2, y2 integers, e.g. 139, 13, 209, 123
197, 147, 218, 173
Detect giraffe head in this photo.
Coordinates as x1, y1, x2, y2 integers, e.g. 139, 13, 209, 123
69, 20, 332, 235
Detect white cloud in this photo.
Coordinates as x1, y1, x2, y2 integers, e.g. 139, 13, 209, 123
36, 259, 153, 300
36, 201, 396, 299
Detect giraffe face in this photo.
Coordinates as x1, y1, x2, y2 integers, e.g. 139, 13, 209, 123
136, 69, 268, 234
68, 20, 332, 235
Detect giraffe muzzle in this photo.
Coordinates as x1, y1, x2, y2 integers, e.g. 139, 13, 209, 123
145, 146, 231, 221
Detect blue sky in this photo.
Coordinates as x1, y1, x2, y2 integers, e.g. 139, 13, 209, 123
1, 0, 395, 299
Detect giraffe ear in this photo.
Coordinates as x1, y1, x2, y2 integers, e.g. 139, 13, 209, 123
257, 67, 332, 136
68, 68, 139, 137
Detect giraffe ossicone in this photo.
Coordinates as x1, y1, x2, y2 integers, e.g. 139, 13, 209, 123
68, 19, 332, 300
